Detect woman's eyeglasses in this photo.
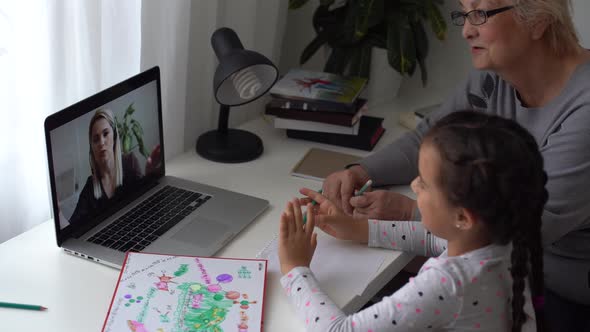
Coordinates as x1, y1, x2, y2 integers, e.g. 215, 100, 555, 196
450, 6, 514, 26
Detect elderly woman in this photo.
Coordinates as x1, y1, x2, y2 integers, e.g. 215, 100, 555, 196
322, 0, 590, 329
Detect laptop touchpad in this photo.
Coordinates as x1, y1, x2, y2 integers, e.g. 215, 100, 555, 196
171, 218, 230, 248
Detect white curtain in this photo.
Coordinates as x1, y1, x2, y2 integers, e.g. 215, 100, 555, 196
141, 0, 287, 159
0, 0, 286, 244
0, 0, 141, 243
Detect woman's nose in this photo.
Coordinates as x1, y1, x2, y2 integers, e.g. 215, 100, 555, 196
462, 21, 478, 40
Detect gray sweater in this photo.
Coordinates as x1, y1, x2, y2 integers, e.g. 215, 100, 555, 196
360, 62, 590, 304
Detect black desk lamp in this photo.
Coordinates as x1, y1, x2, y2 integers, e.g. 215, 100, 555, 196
196, 27, 279, 163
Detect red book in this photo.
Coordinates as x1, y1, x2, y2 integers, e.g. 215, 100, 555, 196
102, 252, 267, 332
266, 98, 368, 126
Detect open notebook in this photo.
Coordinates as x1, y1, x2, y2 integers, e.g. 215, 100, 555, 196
102, 252, 267, 332
256, 231, 386, 297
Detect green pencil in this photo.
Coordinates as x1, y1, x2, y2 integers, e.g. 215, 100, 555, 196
355, 179, 373, 196
0, 301, 47, 311
302, 189, 323, 225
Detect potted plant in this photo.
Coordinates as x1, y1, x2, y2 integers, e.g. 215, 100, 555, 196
116, 103, 150, 159
289, 0, 447, 86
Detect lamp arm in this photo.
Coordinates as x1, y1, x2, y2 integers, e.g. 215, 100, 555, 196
217, 104, 230, 134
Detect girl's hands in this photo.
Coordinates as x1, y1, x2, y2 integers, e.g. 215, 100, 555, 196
299, 188, 369, 243
278, 199, 318, 275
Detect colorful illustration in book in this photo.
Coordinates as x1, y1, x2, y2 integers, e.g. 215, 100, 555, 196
103, 253, 266, 332
237, 266, 251, 279
270, 69, 367, 104
293, 77, 355, 96
154, 272, 177, 292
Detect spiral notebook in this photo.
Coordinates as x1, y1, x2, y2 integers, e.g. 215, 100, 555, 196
102, 252, 267, 332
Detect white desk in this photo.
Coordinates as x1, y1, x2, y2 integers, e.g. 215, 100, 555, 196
0, 106, 417, 331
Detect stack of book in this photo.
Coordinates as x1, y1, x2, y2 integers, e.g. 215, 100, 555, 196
266, 68, 386, 151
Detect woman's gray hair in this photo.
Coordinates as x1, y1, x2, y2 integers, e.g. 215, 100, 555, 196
88, 108, 123, 199
512, 0, 579, 56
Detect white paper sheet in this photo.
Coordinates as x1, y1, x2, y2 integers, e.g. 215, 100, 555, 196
258, 232, 386, 297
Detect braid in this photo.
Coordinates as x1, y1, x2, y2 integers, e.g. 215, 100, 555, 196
511, 235, 529, 332
425, 110, 549, 332
515, 136, 549, 332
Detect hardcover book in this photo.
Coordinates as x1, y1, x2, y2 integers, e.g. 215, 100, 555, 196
265, 98, 368, 126
286, 116, 385, 151
102, 252, 267, 332
269, 96, 363, 113
270, 69, 368, 106
274, 116, 361, 135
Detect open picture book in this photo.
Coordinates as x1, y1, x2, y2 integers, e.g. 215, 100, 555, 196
102, 252, 267, 332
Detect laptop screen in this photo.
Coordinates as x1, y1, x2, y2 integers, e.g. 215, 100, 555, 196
45, 67, 164, 238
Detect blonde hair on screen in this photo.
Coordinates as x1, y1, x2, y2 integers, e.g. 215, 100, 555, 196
88, 108, 123, 199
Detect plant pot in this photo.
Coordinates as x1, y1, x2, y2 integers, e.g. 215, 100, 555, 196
321, 46, 402, 108
361, 47, 403, 108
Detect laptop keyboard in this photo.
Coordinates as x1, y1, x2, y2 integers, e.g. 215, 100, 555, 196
87, 185, 211, 252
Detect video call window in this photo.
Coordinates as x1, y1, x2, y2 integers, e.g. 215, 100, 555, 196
50, 81, 161, 230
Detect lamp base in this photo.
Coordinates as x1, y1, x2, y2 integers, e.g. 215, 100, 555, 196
196, 129, 263, 163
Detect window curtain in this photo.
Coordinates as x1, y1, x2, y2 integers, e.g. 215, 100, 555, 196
0, 0, 286, 244
0, 0, 141, 244
141, 0, 287, 160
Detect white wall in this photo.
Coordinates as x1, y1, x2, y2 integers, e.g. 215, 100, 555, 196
279, 1, 590, 112
572, 0, 590, 48
183, 1, 288, 153
278, 1, 472, 111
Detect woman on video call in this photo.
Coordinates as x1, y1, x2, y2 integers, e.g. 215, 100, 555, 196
68, 108, 160, 226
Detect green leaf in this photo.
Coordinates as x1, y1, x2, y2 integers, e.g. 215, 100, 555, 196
124, 103, 135, 122
352, 0, 384, 41
348, 46, 372, 78
130, 119, 143, 136
123, 134, 131, 154
386, 13, 416, 76
324, 47, 353, 75
426, 0, 447, 40
131, 122, 149, 158
411, 20, 429, 85
365, 32, 386, 49
289, 0, 310, 10
300, 33, 329, 65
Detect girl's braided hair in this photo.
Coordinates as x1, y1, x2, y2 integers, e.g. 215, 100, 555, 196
423, 110, 547, 332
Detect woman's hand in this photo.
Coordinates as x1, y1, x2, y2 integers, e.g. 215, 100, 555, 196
322, 165, 370, 215
145, 144, 162, 175
299, 188, 369, 243
278, 199, 318, 275
349, 190, 417, 220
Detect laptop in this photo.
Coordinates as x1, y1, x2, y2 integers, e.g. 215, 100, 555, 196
44, 66, 269, 269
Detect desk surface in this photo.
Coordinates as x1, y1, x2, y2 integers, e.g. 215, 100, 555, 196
0, 106, 417, 331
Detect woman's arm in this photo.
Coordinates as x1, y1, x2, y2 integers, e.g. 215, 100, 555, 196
359, 71, 485, 186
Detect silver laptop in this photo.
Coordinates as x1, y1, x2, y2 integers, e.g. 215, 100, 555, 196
44, 66, 268, 268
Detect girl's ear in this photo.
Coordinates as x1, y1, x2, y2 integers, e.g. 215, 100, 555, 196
455, 207, 478, 230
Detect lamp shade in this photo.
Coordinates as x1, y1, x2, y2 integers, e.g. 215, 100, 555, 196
195, 27, 278, 163
211, 28, 278, 106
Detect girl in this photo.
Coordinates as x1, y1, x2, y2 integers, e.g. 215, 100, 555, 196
278, 111, 546, 331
